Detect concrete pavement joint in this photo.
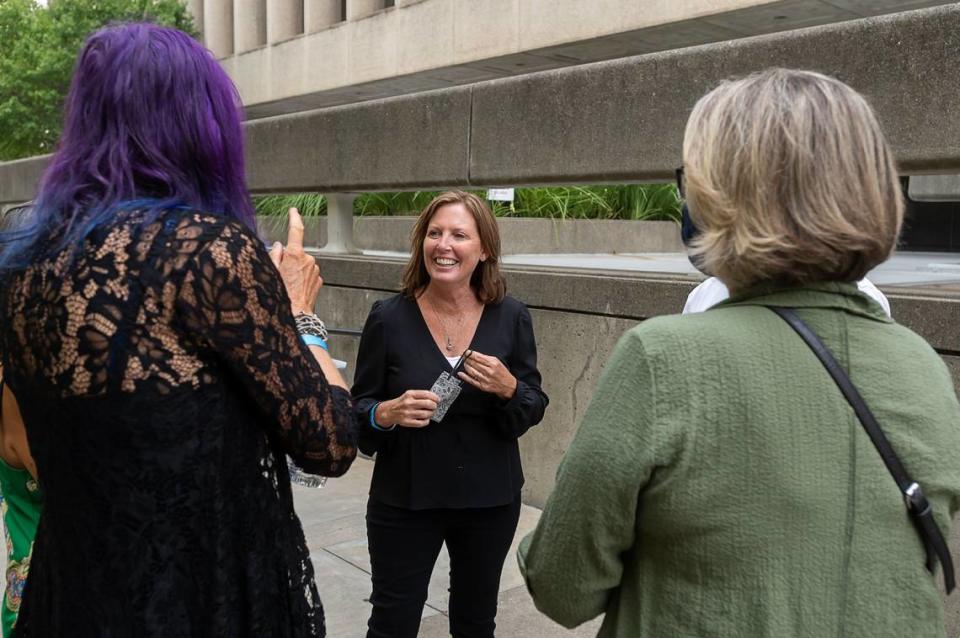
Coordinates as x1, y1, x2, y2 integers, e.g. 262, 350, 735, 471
317, 545, 450, 619
318, 545, 370, 576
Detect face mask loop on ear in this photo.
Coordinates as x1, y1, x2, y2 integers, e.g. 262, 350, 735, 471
681, 202, 710, 275
680, 202, 698, 247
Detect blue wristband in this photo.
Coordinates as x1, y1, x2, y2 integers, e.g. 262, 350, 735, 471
301, 334, 328, 351
369, 402, 396, 432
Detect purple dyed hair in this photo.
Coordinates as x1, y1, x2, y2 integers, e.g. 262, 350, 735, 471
1, 22, 253, 268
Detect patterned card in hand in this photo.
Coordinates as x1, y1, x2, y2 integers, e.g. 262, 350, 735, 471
430, 371, 463, 422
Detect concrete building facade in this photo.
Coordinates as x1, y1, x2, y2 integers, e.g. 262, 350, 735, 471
193, 0, 957, 118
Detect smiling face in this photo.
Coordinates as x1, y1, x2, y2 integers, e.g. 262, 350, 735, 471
422, 202, 487, 290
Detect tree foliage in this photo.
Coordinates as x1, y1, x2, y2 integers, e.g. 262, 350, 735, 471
0, 0, 197, 161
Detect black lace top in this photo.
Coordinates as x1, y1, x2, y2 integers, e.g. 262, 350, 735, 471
0, 208, 356, 637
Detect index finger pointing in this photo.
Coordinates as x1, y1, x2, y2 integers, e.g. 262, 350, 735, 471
286, 207, 305, 251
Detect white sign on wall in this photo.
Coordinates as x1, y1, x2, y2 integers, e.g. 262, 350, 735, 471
486, 188, 515, 202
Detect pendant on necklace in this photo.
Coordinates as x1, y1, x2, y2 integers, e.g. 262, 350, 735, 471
445, 337, 454, 352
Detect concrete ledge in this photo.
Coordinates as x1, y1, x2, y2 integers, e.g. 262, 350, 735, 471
244, 87, 472, 193
470, 5, 960, 184
887, 292, 960, 356
0, 155, 49, 206
256, 215, 684, 254
314, 254, 700, 342
945, 355, 960, 396
313, 253, 960, 354
239, 4, 960, 188
908, 174, 960, 201
467, 217, 684, 254
0, 195, 947, 352
243, 4, 960, 188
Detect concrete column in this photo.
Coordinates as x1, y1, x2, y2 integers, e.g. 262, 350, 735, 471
234, 0, 266, 52
346, 0, 385, 21
187, 0, 204, 40
203, 0, 234, 58
305, 0, 342, 32
321, 193, 359, 254
267, 0, 303, 43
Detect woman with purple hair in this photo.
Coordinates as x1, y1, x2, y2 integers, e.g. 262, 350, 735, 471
0, 23, 356, 637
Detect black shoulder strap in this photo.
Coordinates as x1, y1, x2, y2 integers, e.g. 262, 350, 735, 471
771, 306, 955, 594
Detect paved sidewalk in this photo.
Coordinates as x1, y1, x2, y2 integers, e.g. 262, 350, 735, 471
295, 458, 603, 638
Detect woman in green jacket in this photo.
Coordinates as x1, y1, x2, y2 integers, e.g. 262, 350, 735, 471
518, 68, 960, 637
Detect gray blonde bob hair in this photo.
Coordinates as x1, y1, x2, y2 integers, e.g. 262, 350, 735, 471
682, 68, 903, 291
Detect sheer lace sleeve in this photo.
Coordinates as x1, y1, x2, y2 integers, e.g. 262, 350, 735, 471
176, 219, 356, 476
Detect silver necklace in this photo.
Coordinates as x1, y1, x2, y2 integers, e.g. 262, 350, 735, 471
425, 295, 465, 353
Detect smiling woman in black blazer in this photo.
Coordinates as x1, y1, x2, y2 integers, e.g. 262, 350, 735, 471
351, 190, 548, 638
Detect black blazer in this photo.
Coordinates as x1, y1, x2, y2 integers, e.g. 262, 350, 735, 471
351, 293, 548, 509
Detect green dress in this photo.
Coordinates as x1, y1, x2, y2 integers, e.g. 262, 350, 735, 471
0, 458, 41, 637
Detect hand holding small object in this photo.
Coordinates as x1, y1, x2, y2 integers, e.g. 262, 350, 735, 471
269, 207, 322, 315
458, 349, 517, 400
378, 390, 441, 428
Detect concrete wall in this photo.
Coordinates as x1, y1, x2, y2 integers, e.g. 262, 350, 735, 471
0, 156, 48, 208
256, 215, 683, 254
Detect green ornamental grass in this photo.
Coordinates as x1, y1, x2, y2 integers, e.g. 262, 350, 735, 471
253, 184, 681, 222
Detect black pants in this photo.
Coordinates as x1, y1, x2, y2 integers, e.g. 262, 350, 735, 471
365, 497, 522, 638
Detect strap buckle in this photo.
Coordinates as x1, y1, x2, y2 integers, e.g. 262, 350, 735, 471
904, 482, 932, 516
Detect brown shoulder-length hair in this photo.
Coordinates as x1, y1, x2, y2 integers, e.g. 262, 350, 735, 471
401, 190, 506, 304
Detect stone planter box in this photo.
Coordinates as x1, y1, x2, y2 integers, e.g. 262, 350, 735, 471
256, 215, 683, 254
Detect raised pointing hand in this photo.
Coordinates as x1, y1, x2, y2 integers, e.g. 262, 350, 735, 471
270, 208, 322, 315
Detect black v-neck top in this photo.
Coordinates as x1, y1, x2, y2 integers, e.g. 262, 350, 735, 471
351, 293, 548, 509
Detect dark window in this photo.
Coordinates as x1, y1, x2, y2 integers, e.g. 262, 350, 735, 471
900, 178, 960, 252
